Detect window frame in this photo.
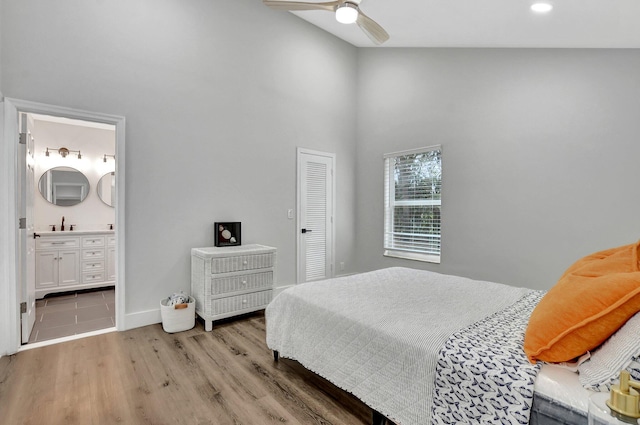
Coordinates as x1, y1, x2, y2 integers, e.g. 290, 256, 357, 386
383, 145, 442, 264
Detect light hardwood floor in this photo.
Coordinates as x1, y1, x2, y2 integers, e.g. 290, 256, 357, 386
0, 312, 373, 425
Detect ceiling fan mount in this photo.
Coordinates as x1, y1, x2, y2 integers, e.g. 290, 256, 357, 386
263, 0, 390, 45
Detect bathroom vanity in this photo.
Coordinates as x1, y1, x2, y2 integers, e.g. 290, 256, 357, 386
35, 230, 115, 298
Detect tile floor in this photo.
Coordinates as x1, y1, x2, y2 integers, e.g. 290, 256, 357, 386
28, 287, 116, 343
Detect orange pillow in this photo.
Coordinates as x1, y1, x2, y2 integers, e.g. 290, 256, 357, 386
524, 240, 640, 363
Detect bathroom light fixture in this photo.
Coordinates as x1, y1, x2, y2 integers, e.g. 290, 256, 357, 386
531, 2, 553, 13
45, 147, 82, 159
336, 2, 358, 24
103, 154, 115, 163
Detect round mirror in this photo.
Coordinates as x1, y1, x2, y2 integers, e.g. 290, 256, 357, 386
38, 166, 90, 207
97, 172, 116, 207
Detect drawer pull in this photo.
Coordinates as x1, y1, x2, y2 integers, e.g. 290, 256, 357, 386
242, 299, 247, 304
241, 280, 247, 285
242, 260, 248, 265
51, 242, 65, 245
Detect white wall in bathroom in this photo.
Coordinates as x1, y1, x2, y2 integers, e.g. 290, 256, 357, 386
32, 118, 116, 232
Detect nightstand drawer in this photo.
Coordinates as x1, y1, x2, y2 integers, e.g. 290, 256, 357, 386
209, 271, 273, 296
210, 290, 273, 315
210, 253, 275, 274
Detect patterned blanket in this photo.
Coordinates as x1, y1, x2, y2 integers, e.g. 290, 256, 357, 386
432, 291, 545, 424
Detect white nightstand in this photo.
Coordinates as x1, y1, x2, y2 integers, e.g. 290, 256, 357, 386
191, 244, 276, 331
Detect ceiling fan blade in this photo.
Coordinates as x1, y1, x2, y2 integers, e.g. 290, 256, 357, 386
263, 1, 339, 12
356, 10, 389, 45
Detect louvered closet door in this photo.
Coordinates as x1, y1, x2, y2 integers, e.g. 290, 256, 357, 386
297, 149, 334, 283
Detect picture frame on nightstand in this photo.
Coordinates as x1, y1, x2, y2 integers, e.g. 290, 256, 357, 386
214, 222, 241, 247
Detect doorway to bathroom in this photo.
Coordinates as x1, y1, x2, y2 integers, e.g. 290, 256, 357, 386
25, 113, 117, 344
3, 98, 126, 352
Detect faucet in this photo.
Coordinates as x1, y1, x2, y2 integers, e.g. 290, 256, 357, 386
61, 216, 65, 231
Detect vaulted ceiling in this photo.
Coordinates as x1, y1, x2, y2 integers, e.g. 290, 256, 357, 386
277, 0, 640, 47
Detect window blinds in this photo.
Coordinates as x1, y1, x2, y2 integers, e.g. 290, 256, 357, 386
384, 146, 442, 263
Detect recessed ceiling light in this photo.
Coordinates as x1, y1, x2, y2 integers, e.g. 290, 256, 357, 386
531, 3, 553, 13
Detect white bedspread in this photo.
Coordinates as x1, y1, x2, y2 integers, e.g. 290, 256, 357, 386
266, 267, 532, 425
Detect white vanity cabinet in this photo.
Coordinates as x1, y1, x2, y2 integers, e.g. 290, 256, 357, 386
106, 236, 116, 282
81, 235, 106, 284
35, 237, 81, 290
191, 244, 276, 331
35, 231, 115, 298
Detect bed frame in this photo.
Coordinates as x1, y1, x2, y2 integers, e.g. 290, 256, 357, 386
273, 350, 587, 425
530, 394, 587, 425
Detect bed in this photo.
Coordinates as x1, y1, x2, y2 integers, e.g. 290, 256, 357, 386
532, 365, 589, 424
265, 261, 640, 425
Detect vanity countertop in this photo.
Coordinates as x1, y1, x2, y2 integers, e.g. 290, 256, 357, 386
38, 230, 115, 236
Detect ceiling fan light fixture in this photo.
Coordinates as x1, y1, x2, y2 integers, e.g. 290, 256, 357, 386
335, 3, 358, 24
262, 0, 388, 44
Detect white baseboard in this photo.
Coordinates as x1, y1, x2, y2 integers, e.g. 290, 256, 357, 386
336, 272, 359, 278
122, 282, 307, 332
123, 308, 161, 331
273, 275, 356, 297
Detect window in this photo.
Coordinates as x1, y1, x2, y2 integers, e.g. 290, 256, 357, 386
384, 146, 442, 263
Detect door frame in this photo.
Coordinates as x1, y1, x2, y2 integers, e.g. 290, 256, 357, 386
0, 98, 126, 355
18, 112, 36, 343
296, 147, 336, 284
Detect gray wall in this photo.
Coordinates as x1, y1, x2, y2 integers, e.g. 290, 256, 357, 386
3, 0, 640, 331
356, 48, 640, 290
2, 0, 358, 322
0, 0, 3, 98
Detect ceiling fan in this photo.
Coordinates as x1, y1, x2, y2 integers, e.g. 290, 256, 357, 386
263, 0, 390, 45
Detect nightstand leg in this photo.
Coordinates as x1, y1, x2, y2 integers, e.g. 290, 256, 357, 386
205, 320, 213, 332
